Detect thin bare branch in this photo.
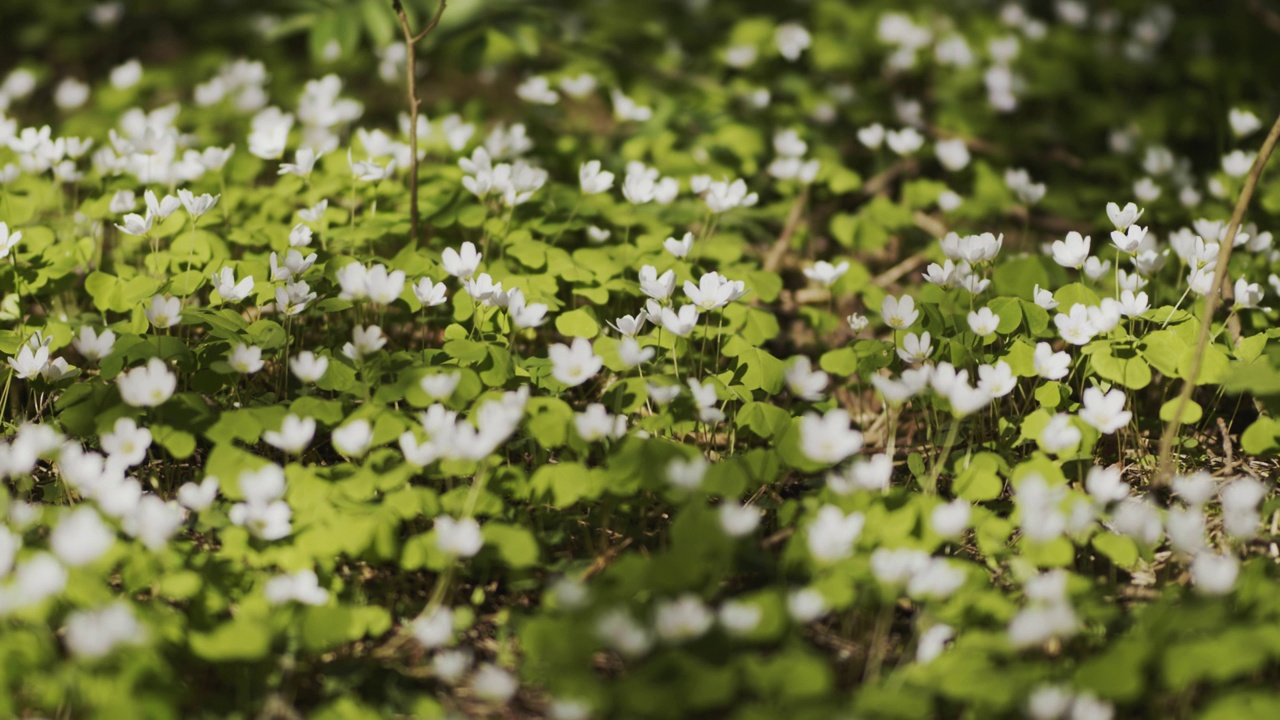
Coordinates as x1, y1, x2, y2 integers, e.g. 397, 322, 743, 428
1154, 110, 1280, 484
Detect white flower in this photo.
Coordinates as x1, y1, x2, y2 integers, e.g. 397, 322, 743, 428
807, 505, 865, 563
977, 361, 1015, 397
857, 123, 886, 149
916, 624, 955, 664
1105, 201, 1144, 230
263, 414, 316, 455
1028, 685, 1074, 720
1172, 471, 1216, 507
664, 232, 694, 258
146, 295, 182, 329
938, 189, 963, 211
559, 72, 597, 97
342, 325, 387, 360
278, 147, 318, 178
638, 265, 676, 300
1191, 552, 1239, 596
1222, 149, 1255, 177
881, 294, 918, 329
270, 249, 317, 281
785, 356, 828, 401
934, 138, 970, 171
63, 603, 145, 658
967, 307, 1000, 337
7, 344, 48, 380
548, 337, 602, 387
290, 351, 329, 383
122, 495, 186, 550
578, 160, 614, 195
177, 189, 219, 220
412, 277, 448, 307
115, 212, 153, 237
654, 594, 714, 642
718, 600, 762, 636
54, 77, 90, 109
0, 222, 21, 258
265, 569, 329, 606
1078, 387, 1131, 434
1039, 413, 1082, 454
110, 59, 142, 89
886, 127, 925, 155
212, 267, 254, 302
144, 190, 181, 219
617, 337, 654, 369
228, 344, 264, 374
1082, 256, 1111, 282
897, 331, 932, 364
775, 22, 812, 61
931, 499, 971, 539
803, 260, 849, 286
470, 664, 518, 703
1079, 466, 1126, 508
574, 404, 626, 442
798, 409, 864, 465
688, 378, 725, 423
101, 417, 151, 468
288, 223, 313, 248
436, 515, 483, 558
420, 372, 461, 400
1050, 231, 1091, 269
1054, 304, 1096, 345
1134, 176, 1161, 202
611, 89, 652, 122
177, 477, 219, 512
703, 178, 757, 213
1034, 342, 1071, 380
595, 608, 652, 657
117, 358, 176, 407
1005, 167, 1046, 204
1229, 108, 1263, 138
718, 501, 761, 537
947, 382, 991, 417
433, 650, 473, 685
441, 241, 482, 279
684, 271, 743, 310
1234, 277, 1265, 308
667, 456, 707, 492
1118, 290, 1150, 317
847, 312, 870, 332
516, 75, 558, 105
50, 507, 114, 566
659, 304, 700, 337
1110, 225, 1146, 253
411, 606, 455, 648
786, 588, 826, 623
108, 190, 136, 214
332, 419, 373, 458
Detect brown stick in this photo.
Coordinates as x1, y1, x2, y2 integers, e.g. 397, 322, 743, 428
1154, 111, 1280, 484
763, 187, 809, 272
392, 0, 448, 244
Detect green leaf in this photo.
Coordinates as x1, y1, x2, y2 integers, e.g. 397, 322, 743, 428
737, 401, 791, 441
1241, 417, 1280, 455
1158, 398, 1202, 424
151, 424, 196, 459
190, 617, 272, 661
555, 308, 600, 338
1092, 532, 1139, 569
1089, 343, 1152, 389
483, 523, 539, 568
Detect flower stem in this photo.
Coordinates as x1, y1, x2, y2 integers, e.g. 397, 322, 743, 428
924, 418, 960, 495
